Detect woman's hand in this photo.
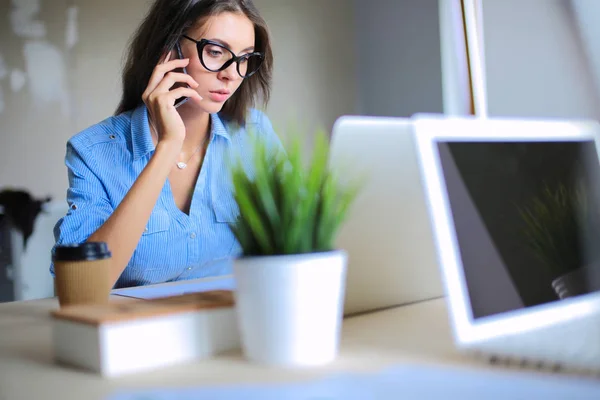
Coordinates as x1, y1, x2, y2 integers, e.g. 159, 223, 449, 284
142, 53, 203, 146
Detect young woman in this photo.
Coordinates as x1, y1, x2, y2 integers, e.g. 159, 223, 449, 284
51, 0, 282, 288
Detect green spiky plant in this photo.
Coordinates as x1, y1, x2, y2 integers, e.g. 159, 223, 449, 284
228, 129, 361, 257
518, 181, 588, 279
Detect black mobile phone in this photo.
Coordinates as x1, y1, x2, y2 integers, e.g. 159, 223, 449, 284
173, 42, 190, 108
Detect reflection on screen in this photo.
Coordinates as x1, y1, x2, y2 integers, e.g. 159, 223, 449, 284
438, 140, 600, 320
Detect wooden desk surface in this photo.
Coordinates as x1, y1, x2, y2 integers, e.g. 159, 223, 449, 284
0, 280, 591, 399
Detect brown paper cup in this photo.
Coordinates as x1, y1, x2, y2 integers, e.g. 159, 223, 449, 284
54, 258, 112, 307
53, 242, 112, 308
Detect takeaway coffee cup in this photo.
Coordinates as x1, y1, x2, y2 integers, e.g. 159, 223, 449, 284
53, 242, 112, 308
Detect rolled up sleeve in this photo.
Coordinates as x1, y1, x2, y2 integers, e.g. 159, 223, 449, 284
50, 141, 113, 275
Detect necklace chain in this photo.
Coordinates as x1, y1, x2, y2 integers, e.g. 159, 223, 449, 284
148, 118, 210, 170
176, 139, 206, 169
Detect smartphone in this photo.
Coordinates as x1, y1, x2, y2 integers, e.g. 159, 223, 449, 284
173, 42, 190, 108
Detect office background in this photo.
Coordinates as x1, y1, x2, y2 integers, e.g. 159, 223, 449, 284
1, 0, 599, 301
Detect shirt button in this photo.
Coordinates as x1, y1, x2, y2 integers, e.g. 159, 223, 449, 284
189, 232, 196, 239
187, 267, 192, 270
144, 227, 148, 233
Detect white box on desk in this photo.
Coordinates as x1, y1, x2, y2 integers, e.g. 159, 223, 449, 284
51, 291, 240, 377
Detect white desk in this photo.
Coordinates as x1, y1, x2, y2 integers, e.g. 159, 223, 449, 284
0, 279, 596, 399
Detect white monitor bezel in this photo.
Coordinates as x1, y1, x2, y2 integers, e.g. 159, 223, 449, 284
412, 113, 600, 345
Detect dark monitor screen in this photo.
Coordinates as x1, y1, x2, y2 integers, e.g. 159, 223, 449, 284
437, 140, 600, 319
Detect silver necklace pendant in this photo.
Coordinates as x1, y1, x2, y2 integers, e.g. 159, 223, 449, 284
175, 134, 210, 171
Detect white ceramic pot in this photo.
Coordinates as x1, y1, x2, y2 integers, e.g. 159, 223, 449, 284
232, 249, 347, 367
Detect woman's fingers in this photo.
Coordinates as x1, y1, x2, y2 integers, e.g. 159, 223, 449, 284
142, 58, 191, 102
146, 71, 202, 108
167, 87, 203, 106
153, 72, 199, 94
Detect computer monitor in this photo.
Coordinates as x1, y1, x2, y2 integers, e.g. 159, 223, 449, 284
413, 113, 600, 370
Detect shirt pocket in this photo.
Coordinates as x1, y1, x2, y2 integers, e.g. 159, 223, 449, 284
128, 209, 177, 284
143, 209, 171, 235
210, 151, 244, 256
211, 163, 240, 224
213, 198, 239, 223
211, 190, 242, 257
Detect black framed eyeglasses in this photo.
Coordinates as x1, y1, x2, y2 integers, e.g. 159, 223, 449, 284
182, 35, 264, 78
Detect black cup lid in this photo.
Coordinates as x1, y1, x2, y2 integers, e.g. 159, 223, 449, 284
53, 242, 112, 262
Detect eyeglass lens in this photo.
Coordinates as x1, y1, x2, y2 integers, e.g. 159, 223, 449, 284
200, 42, 263, 77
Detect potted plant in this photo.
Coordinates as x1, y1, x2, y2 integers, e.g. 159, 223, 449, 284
228, 129, 360, 367
518, 181, 600, 299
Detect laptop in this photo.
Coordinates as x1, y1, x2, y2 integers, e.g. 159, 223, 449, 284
329, 116, 445, 316
412, 113, 600, 371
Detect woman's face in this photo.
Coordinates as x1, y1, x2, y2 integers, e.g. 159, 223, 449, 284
179, 12, 256, 114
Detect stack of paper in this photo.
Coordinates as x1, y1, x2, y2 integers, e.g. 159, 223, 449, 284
111, 276, 236, 300
51, 290, 240, 377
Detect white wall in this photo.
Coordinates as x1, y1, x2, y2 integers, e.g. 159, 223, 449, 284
353, 0, 444, 117
1, 0, 72, 201
0, 0, 149, 202
570, 0, 600, 105
255, 0, 357, 143
482, 0, 600, 119
68, 0, 152, 131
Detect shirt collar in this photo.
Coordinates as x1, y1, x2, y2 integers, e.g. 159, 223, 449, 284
131, 105, 232, 161
210, 112, 232, 141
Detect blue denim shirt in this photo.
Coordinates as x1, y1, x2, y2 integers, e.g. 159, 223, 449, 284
51, 105, 283, 288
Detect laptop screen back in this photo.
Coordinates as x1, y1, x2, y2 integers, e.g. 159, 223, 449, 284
437, 139, 600, 320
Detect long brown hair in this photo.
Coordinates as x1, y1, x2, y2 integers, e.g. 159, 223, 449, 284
115, 0, 273, 126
